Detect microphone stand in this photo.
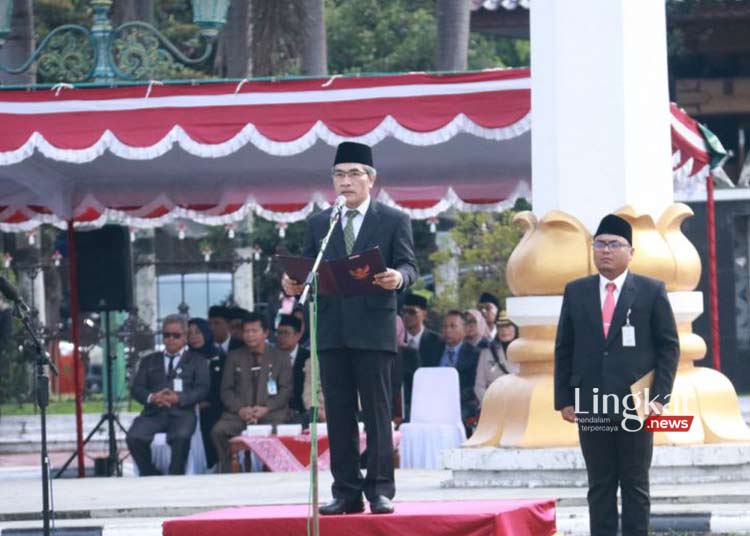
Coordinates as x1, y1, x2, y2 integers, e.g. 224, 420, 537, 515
11, 301, 58, 536
299, 205, 340, 536
299, 207, 342, 307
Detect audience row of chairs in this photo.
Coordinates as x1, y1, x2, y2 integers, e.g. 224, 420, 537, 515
139, 367, 467, 474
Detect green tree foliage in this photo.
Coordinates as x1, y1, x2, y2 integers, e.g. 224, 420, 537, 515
326, 0, 529, 74
0, 269, 32, 410
428, 200, 529, 313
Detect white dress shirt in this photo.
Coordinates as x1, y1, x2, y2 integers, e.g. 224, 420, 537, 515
218, 336, 231, 354
599, 269, 629, 310
405, 326, 424, 349
289, 345, 299, 367
163, 348, 185, 375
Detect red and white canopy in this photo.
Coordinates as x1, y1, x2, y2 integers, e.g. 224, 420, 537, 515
0, 69, 708, 231
670, 102, 712, 196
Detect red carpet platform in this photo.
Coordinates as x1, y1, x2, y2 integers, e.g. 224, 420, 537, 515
162, 499, 557, 536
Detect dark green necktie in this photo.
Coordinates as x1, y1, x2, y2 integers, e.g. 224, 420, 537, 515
343, 210, 358, 254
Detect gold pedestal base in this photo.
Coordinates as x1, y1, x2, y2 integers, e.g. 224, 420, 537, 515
468, 205, 750, 448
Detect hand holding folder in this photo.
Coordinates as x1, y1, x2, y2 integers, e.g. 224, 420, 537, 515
277, 247, 390, 298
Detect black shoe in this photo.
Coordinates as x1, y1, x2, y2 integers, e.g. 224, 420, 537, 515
369, 496, 394, 514
319, 498, 365, 516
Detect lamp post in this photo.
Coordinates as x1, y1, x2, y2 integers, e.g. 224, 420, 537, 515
0, 0, 230, 83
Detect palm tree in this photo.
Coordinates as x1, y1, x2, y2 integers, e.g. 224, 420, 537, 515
0, 0, 35, 85
214, 0, 253, 77
112, 0, 155, 27
251, 0, 306, 77
436, 0, 470, 71
300, 0, 327, 76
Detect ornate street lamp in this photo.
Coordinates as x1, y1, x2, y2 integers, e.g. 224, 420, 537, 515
0, 0, 13, 46
0, 0, 230, 83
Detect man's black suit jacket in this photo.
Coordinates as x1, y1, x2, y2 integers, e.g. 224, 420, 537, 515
131, 350, 210, 416
302, 200, 418, 353
554, 272, 679, 415
417, 329, 444, 368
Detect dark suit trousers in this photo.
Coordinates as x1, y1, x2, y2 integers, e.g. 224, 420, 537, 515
126, 410, 196, 476
578, 422, 653, 536
319, 349, 394, 502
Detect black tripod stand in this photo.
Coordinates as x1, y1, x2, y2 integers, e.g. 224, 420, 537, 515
55, 310, 127, 478
12, 300, 58, 536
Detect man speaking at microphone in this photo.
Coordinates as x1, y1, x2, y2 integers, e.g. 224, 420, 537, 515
282, 142, 417, 515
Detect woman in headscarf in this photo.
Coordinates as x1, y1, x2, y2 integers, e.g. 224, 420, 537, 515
496, 311, 519, 354
463, 309, 491, 349
188, 317, 224, 471
474, 312, 516, 405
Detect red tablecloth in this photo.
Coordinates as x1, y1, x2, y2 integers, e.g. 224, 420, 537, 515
230, 432, 400, 472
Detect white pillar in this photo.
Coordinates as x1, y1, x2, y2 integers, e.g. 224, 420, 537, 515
233, 247, 255, 311
435, 231, 458, 304
530, 0, 673, 232
135, 254, 157, 334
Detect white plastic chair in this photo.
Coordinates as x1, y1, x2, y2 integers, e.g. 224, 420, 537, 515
135, 408, 207, 475
276, 424, 303, 436
398, 367, 466, 469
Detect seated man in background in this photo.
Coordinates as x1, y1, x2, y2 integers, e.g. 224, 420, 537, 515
477, 292, 500, 344
211, 312, 293, 473
274, 314, 310, 424
228, 306, 251, 342
437, 310, 480, 435
208, 305, 244, 354
401, 293, 443, 367
126, 315, 209, 476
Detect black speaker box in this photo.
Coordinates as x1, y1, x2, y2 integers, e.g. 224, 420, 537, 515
75, 226, 133, 312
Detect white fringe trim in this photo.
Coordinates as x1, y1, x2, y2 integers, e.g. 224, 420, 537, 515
0, 113, 531, 164
0, 183, 531, 231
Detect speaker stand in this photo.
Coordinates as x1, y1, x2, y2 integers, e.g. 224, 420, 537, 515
55, 311, 126, 478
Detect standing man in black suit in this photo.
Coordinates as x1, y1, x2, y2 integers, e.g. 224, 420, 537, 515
126, 315, 210, 476
274, 313, 311, 424
282, 141, 418, 516
554, 214, 679, 536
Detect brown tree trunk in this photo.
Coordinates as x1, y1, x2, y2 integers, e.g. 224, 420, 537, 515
112, 0, 154, 27
300, 0, 327, 76
436, 0, 470, 71
214, 0, 252, 78
0, 0, 35, 85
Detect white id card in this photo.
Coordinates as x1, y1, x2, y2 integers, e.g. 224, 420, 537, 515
622, 326, 636, 347
267, 378, 278, 396
173, 378, 183, 392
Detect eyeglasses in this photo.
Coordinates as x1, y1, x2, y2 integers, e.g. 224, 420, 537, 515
162, 332, 184, 339
332, 169, 368, 180
593, 240, 629, 251
401, 307, 420, 316
276, 329, 296, 337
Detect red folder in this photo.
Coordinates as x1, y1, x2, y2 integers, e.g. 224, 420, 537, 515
277, 247, 389, 297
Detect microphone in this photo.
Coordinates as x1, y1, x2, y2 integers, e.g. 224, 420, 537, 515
330, 195, 346, 221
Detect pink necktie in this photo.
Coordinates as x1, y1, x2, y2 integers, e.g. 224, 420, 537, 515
602, 282, 616, 337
